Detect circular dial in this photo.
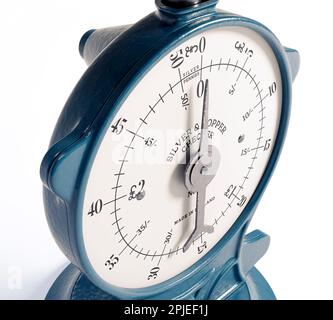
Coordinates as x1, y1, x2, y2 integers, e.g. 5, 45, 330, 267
82, 26, 282, 289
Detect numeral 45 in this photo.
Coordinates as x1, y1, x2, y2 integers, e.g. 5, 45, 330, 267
111, 118, 127, 135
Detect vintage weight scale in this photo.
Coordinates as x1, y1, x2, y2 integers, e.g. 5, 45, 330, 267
40, 0, 300, 300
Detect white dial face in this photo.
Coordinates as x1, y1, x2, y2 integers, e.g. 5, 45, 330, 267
82, 26, 282, 289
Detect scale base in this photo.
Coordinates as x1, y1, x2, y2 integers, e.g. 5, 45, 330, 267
46, 264, 275, 300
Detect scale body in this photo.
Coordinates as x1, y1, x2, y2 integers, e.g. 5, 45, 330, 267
41, 0, 300, 300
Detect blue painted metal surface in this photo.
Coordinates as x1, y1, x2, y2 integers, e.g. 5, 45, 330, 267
46, 264, 275, 300
41, 0, 299, 300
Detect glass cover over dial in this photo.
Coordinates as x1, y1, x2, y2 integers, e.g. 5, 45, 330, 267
82, 26, 282, 289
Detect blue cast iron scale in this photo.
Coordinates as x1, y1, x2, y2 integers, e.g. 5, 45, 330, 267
41, 0, 300, 300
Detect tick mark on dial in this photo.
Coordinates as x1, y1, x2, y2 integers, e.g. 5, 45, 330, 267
209, 59, 213, 72
136, 248, 143, 258
114, 172, 125, 177
178, 68, 184, 93
104, 194, 127, 206
115, 226, 125, 235
158, 245, 167, 266
130, 245, 138, 255
251, 146, 264, 151
218, 58, 223, 70
169, 83, 174, 94
250, 74, 256, 84
256, 89, 263, 98
124, 146, 133, 151
226, 58, 231, 70
233, 60, 239, 72
151, 251, 157, 261
139, 118, 148, 125
112, 217, 122, 226
253, 81, 261, 90
148, 105, 156, 114
237, 57, 249, 81
245, 68, 251, 79
110, 208, 121, 215
118, 234, 128, 243
126, 129, 144, 140
254, 93, 269, 109
144, 250, 150, 261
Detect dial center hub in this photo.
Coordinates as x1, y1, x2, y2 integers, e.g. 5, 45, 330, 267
185, 145, 221, 193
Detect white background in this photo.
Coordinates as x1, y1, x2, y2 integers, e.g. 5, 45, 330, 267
0, 0, 331, 300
